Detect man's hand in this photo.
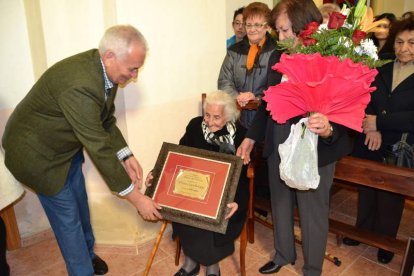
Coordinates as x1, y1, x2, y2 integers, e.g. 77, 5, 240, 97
236, 138, 255, 165
364, 131, 382, 151
224, 202, 238, 220
125, 188, 162, 221
124, 156, 143, 189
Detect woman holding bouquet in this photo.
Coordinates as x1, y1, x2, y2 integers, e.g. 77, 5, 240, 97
344, 16, 414, 264
237, 0, 354, 275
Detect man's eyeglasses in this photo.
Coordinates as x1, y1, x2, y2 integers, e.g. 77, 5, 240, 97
244, 23, 267, 30
233, 21, 243, 27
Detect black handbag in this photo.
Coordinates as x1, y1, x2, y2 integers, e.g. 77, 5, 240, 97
383, 133, 413, 168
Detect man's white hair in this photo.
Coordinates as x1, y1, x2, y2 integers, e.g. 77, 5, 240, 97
98, 24, 147, 59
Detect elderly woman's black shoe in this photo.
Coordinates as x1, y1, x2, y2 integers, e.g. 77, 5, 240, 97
174, 264, 200, 276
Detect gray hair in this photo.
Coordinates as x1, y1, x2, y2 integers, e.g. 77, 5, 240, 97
98, 24, 147, 59
203, 91, 240, 122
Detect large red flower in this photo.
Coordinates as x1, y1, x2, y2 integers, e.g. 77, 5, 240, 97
328, 12, 347, 29
263, 53, 378, 132
352, 29, 367, 44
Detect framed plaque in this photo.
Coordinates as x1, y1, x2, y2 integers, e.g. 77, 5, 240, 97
145, 142, 243, 234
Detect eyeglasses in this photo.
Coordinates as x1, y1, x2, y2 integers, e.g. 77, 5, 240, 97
244, 23, 267, 30
233, 21, 243, 27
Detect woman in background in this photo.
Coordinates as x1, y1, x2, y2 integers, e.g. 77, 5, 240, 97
218, 2, 275, 128
371, 13, 397, 53
343, 16, 414, 265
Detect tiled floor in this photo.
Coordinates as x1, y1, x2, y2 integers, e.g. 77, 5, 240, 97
6, 188, 414, 276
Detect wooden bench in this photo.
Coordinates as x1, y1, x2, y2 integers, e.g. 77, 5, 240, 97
330, 155, 414, 255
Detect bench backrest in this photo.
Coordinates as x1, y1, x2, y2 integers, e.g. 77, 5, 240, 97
335, 156, 414, 199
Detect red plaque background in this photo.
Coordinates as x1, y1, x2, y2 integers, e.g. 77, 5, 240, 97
152, 152, 231, 219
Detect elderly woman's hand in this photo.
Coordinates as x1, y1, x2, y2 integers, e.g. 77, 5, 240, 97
224, 202, 239, 220
307, 113, 333, 138
363, 115, 377, 133
236, 92, 255, 107
144, 171, 153, 187
364, 130, 382, 151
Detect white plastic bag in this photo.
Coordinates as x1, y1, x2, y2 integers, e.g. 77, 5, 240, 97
278, 117, 320, 190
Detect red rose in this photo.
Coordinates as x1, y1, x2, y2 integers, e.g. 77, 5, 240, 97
305, 22, 319, 33
327, 12, 347, 29
352, 29, 367, 44
302, 38, 318, 46
299, 29, 313, 40
299, 22, 319, 46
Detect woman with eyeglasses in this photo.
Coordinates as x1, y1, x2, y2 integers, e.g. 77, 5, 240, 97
218, 2, 276, 128
226, 7, 246, 49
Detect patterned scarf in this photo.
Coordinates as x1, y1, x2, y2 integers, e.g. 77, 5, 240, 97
202, 121, 236, 154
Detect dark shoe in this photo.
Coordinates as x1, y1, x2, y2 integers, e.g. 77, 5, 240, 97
377, 249, 394, 264
259, 261, 294, 274
174, 264, 200, 276
92, 255, 108, 275
342, 237, 360, 246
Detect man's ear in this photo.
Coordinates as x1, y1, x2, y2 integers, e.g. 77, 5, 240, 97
102, 50, 115, 61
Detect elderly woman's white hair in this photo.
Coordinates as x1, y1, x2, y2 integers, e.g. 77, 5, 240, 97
203, 91, 240, 122
98, 24, 147, 59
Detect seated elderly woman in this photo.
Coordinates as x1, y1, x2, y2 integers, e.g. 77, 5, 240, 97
172, 90, 249, 276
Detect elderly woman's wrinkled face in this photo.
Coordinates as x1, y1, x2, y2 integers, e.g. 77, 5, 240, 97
394, 30, 414, 65
204, 104, 227, 132
275, 12, 296, 41
245, 15, 270, 44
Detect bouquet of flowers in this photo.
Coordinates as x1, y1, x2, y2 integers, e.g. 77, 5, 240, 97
263, 0, 390, 190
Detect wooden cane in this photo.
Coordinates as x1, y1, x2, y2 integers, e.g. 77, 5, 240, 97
143, 221, 168, 276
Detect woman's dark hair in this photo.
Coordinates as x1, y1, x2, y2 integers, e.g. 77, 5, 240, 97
380, 15, 414, 57
401, 11, 414, 20
371, 13, 397, 47
270, 0, 322, 33
243, 2, 271, 25
233, 7, 245, 22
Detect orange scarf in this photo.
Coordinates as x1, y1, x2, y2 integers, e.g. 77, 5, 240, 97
246, 36, 266, 72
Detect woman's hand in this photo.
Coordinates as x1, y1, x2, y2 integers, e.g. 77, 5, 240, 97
364, 130, 382, 151
307, 113, 332, 138
224, 202, 239, 220
363, 115, 377, 133
144, 171, 153, 187
236, 138, 255, 165
236, 92, 255, 107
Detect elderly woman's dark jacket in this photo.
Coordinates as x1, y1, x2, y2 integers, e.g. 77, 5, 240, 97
172, 116, 249, 265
